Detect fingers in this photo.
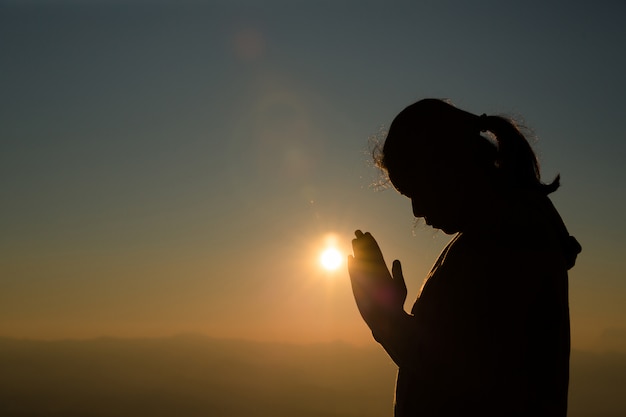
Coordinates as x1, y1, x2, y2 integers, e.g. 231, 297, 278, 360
347, 253, 365, 283
392, 260, 406, 291
351, 230, 367, 253
351, 230, 383, 261
347, 255, 354, 275
347, 255, 365, 284
391, 259, 402, 279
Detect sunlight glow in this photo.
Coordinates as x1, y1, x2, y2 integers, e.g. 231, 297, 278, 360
320, 247, 342, 271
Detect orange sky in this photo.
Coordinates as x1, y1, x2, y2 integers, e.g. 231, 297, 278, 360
1, 2, 625, 353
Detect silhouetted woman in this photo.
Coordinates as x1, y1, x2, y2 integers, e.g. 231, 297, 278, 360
348, 99, 581, 417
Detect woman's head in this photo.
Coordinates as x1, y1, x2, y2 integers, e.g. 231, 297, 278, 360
376, 98, 559, 232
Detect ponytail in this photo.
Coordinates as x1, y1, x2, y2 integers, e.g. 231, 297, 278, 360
478, 114, 560, 195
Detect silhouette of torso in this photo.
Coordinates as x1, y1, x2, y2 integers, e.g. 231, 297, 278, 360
390, 194, 570, 417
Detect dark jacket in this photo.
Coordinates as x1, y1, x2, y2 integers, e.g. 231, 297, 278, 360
373, 194, 579, 417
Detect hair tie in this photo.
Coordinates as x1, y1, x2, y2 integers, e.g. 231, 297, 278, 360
478, 113, 489, 132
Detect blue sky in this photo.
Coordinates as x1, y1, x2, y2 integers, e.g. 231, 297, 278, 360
1, 0, 625, 349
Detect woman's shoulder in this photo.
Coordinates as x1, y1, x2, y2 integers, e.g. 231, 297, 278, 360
456, 191, 576, 275
461, 192, 561, 249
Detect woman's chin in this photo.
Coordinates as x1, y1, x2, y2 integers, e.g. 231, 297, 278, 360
432, 221, 460, 235
425, 216, 460, 234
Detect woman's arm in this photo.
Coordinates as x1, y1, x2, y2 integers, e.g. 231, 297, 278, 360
347, 230, 419, 366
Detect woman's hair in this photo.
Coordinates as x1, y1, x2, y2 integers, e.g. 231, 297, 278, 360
375, 98, 560, 195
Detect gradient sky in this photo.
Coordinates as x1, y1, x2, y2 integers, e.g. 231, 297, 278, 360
1, 0, 625, 352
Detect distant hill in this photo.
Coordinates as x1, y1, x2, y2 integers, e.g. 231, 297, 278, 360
0, 335, 624, 417
0, 335, 396, 417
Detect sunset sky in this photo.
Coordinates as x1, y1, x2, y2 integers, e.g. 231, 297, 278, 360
1, 0, 625, 352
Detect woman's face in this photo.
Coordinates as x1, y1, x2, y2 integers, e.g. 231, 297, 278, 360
388, 155, 473, 235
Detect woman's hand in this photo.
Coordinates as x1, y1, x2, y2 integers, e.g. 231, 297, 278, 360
347, 230, 407, 329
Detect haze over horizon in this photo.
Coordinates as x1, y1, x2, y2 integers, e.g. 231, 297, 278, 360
1, 335, 625, 417
2, 1, 626, 355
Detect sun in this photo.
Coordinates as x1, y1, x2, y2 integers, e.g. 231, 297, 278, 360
320, 247, 343, 271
